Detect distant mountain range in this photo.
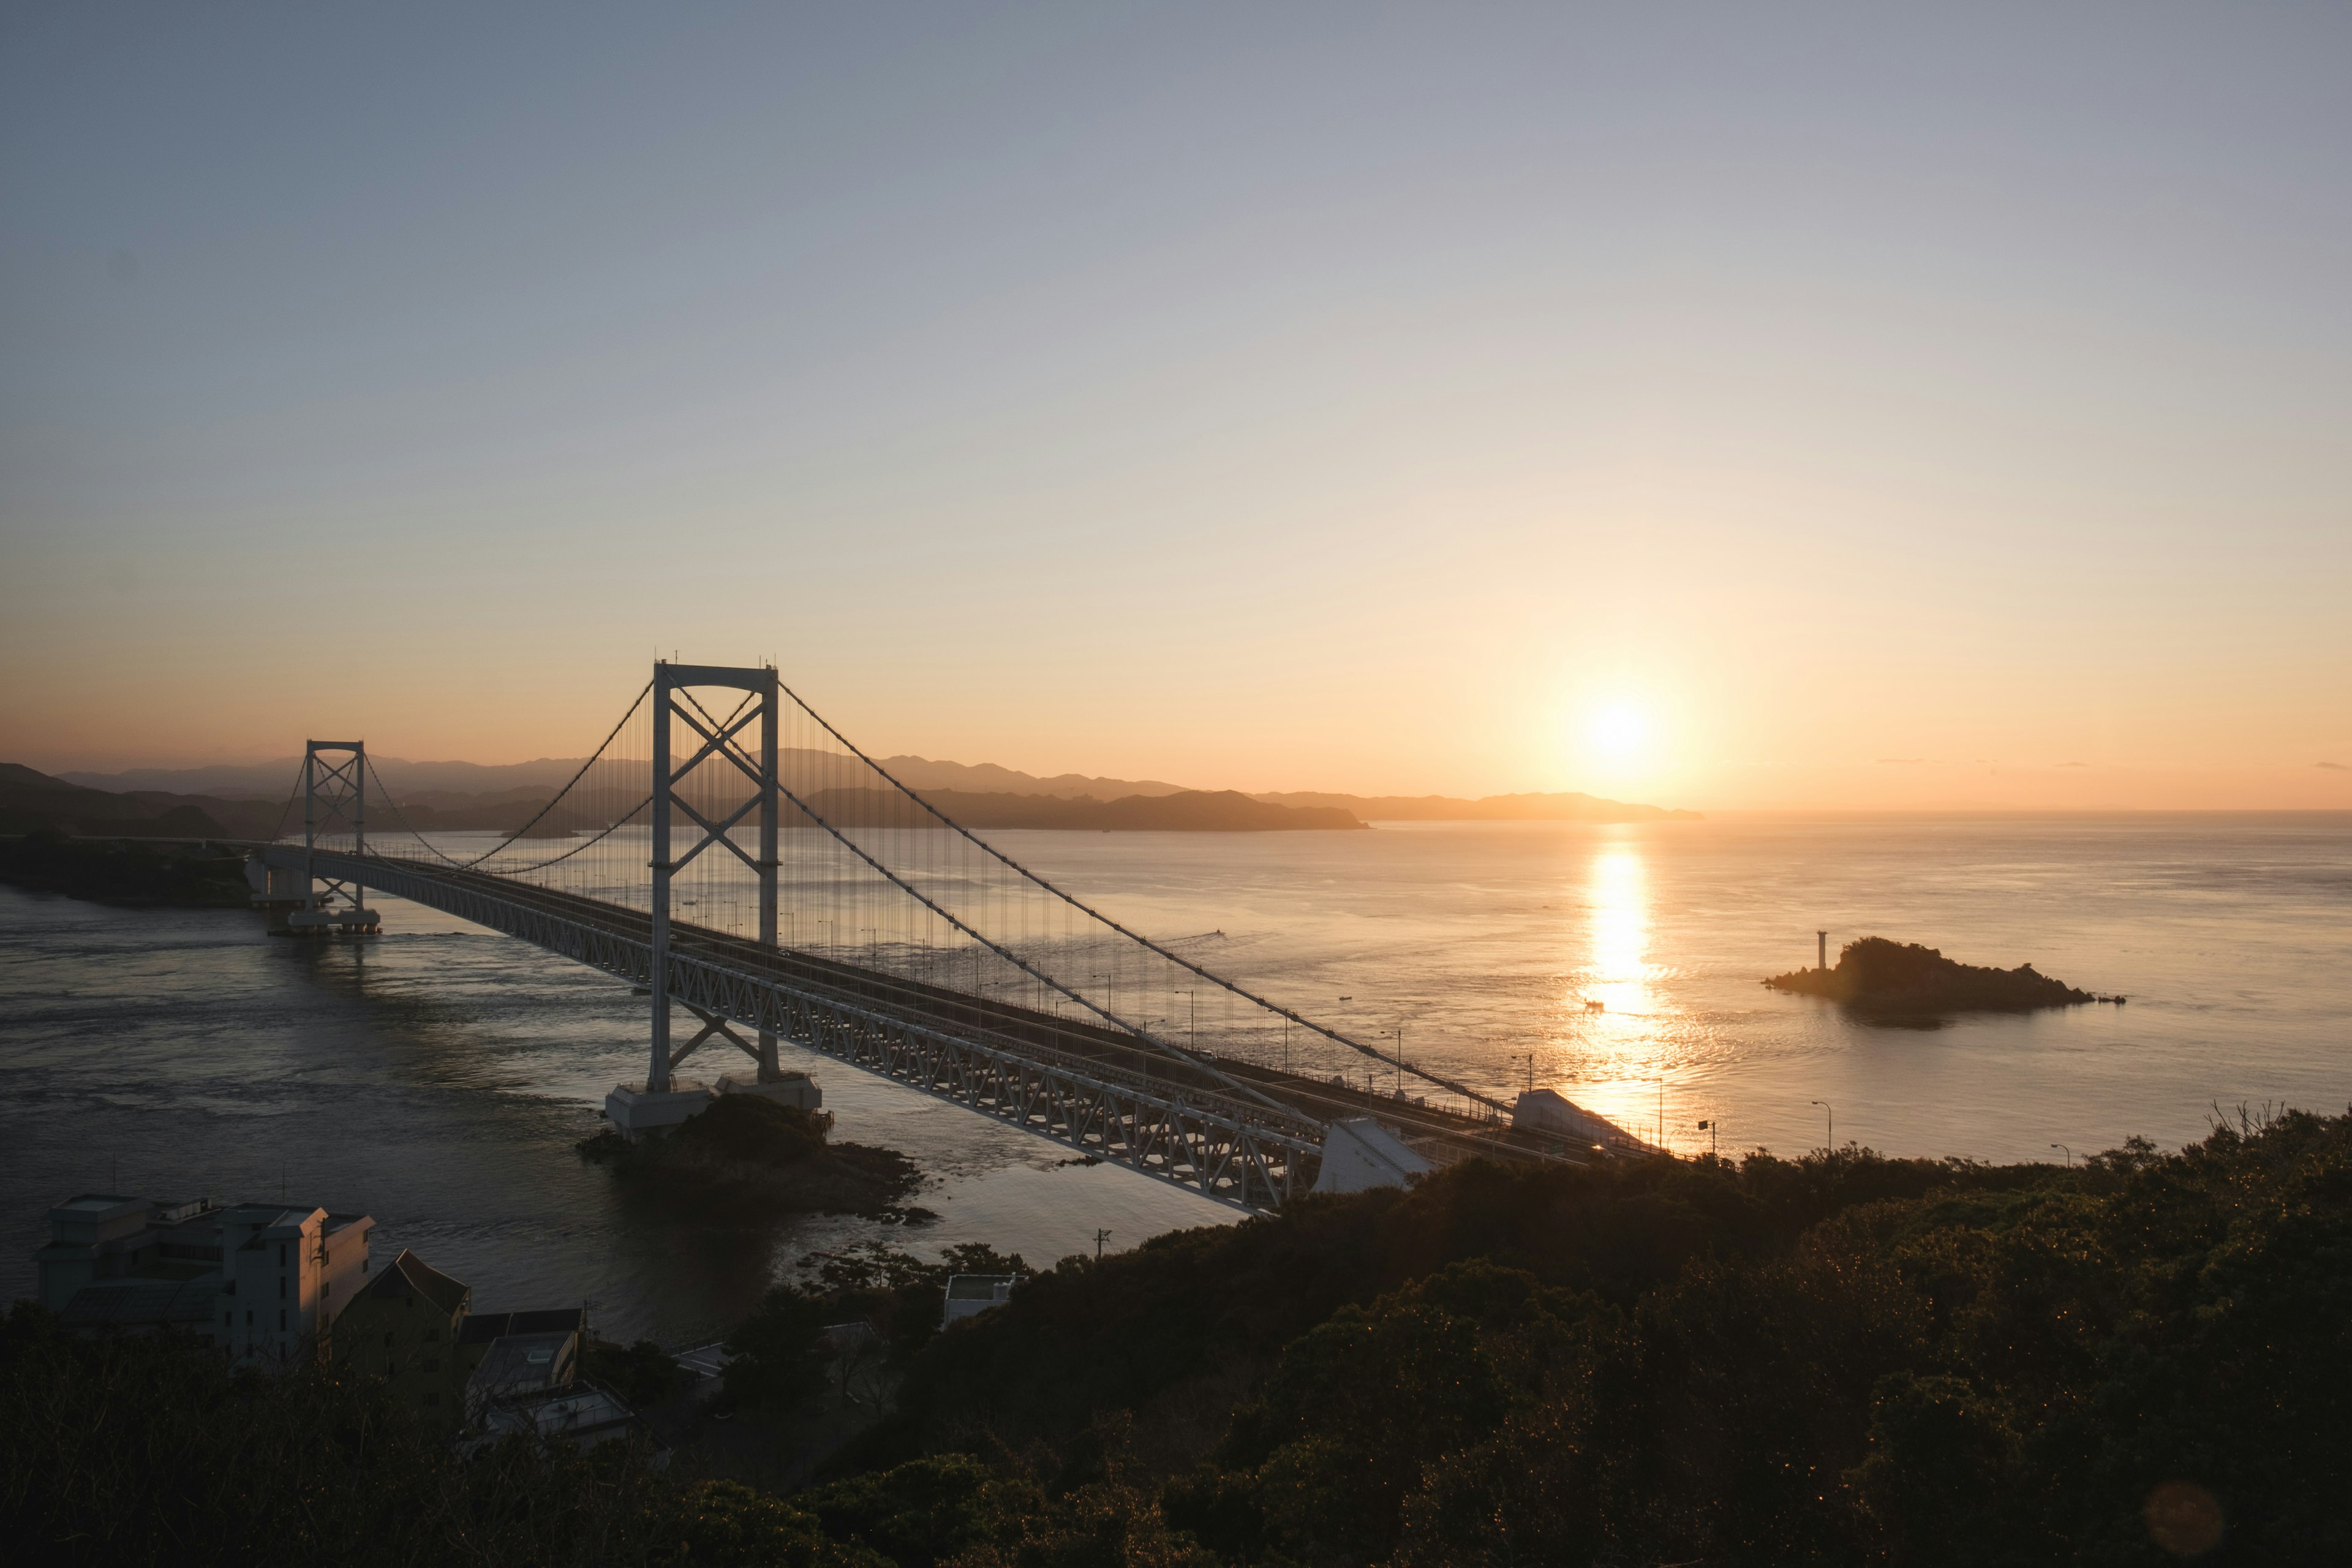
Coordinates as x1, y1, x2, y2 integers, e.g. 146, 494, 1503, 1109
58, 755, 1698, 824
0, 764, 568, 840
32, 744, 1695, 839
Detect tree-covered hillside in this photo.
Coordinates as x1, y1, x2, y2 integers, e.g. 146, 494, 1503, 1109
6, 1108, 2345, 1565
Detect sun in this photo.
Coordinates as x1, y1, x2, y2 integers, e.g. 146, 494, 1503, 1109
1588, 702, 1649, 759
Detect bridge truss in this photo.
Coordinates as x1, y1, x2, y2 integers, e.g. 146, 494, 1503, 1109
263, 846, 1317, 1210
260, 660, 1646, 1214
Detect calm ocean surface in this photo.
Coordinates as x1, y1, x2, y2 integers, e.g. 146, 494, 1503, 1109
4, 813, 2346, 1344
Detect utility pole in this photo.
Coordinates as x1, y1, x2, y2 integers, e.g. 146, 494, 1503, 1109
1818, 930, 1828, 971
1093, 1228, 1112, 1261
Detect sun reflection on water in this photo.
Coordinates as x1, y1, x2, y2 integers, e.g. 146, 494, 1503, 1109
1560, 834, 1681, 1147
1584, 846, 1651, 1014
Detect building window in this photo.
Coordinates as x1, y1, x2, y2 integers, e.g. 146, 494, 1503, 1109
384, 1332, 395, 1346
279, 1310, 286, 1331
278, 1276, 286, 1299
423, 1359, 438, 1373
246, 1311, 253, 1326
424, 1392, 439, 1407
279, 1243, 287, 1267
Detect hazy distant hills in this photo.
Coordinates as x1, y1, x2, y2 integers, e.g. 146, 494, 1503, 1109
819, 788, 1366, 832
55, 750, 1194, 802
45, 752, 1698, 831
59, 757, 589, 798
1, 763, 287, 839
2, 764, 578, 839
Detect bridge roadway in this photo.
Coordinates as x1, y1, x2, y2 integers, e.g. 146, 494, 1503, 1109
259, 846, 1585, 1213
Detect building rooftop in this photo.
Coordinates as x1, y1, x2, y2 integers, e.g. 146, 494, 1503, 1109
57, 1194, 142, 1214
458, 1311, 513, 1345
459, 1306, 584, 1345
359, 1248, 469, 1315
470, 1332, 578, 1404
467, 1384, 636, 1453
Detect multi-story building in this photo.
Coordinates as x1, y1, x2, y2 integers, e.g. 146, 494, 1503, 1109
332, 1250, 474, 1423
217, 1202, 376, 1363
34, 1193, 374, 1363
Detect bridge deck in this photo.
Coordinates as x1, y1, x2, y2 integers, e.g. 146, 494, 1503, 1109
257, 845, 1619, 1209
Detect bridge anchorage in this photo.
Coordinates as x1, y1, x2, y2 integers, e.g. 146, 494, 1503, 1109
252, 660, 1656, 1213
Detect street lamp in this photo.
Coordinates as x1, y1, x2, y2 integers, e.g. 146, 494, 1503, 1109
1811, 1099, 1834, 1150
2051, 1142, 2072, 1167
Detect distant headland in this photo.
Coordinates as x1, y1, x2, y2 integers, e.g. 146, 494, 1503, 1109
31, 755, 1700, 835
1765, 936, 2098, 1014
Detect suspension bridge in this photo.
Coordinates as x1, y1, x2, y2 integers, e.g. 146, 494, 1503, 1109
244, 662, 1651, 1213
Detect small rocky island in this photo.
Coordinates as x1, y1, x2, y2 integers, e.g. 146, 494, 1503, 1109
578, 1094, 927, 1219
1765, 937, 2097, 1014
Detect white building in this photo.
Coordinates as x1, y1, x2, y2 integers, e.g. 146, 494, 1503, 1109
941, 1274, 1019, 1327
34, 1192, 374, 1365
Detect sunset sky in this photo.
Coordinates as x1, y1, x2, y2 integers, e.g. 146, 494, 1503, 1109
4, 4, 2347, 809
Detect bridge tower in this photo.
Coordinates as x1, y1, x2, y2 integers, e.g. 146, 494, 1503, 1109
609, 662, 781, 1139
284, 740, 378, 933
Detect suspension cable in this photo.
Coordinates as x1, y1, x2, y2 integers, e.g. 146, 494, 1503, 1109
358, 682, 654, 871
668, 688, 1306, 1121
775, 679, 1512, 1115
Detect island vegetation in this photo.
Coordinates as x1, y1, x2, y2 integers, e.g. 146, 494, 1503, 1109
1765, 935, 2097, 1014
577, 1094, 928, 1220
7, 1106, 2343, 1564
0, 830, 254, 907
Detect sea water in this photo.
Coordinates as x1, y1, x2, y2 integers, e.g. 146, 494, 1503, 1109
3, 813, 2345, 1343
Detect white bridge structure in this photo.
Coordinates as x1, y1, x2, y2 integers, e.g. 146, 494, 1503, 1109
250, 662, 1652, 1213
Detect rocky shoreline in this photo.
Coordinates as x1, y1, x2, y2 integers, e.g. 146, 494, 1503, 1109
1765, 936, 2098, 1014
577, 1094, 930, 1221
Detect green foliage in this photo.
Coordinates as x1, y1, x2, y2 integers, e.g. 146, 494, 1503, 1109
725, 1286, 835, 1413
586, 1336, 696, 1411
13, 1113, 2346, 1566
723, 1243, 1031, 1417
682, 1095, 834, 1166
873, 1114, 2352, 1566
800, 1425, 1207, 1568
804, 1453, 1005, 1568
0, 829, 251, 905
666, 1479, 884, 1567
0, 1301, 679, 1566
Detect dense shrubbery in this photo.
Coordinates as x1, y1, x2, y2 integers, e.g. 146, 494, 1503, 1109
9, 1110, 2346, 1564
577, 1095, 927, 1218
0, 829, 251, 905
872, 1110, 2351, 1565
723, 1243, 1028, 1415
